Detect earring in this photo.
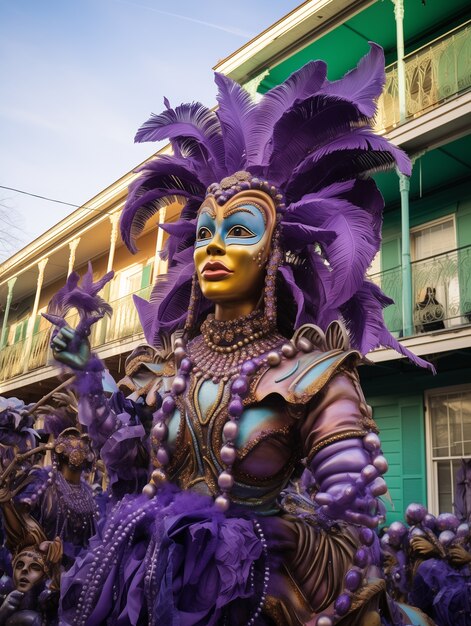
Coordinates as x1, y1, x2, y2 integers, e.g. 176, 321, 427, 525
253, 245, 265, 267
263, 225, 282, 327
184, 273, 201, 333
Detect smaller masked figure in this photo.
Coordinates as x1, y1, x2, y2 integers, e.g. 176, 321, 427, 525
0, 455, 62, 626
0, 539, 62, 626
22, 428, 98, 559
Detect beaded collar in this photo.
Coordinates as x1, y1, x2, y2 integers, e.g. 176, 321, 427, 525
190, 310, 284, 384
200, 309, 274, 352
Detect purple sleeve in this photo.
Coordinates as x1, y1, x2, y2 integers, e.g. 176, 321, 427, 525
75, 357, 149, 494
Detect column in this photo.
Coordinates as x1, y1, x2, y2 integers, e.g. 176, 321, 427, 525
152, 207, 167, 284
99, 212, 120, 345
399, 173, 414, 336
0, 277, 18, 349
243, 69, 270, 101
107, 212, 120, 273
23, 258, 48, 372
67, 238, 81, 276
392, 0, 407, 122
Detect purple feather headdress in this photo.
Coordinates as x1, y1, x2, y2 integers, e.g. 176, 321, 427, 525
120, 43, 431, 370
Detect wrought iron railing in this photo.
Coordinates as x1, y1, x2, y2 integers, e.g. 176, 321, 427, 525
27, 328, 52, 371
0, 285, 152, 383
0, 340, 26, 382
368, 245, 471, 335
368, 266, 403, 335
375, 21, 471, 132
412, 245, 471, 332
102, 285, 152, 344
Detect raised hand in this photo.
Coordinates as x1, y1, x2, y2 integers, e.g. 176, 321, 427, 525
50, 326, 91, 370
0, 591, 24, 622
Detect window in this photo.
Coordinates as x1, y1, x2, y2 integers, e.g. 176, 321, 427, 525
411, 217, 460, 329
110, 264, 144, 301
411, 217, 456, 261
426, 386, 471, 514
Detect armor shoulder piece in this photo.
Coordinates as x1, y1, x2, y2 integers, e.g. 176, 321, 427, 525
253, 321, 362, 405
253, 347, 362, 405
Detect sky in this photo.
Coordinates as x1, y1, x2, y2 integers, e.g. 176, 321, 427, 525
0, 0, 299, 260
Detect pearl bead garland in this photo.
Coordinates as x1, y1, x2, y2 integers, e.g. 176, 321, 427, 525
145, 333, 299, 513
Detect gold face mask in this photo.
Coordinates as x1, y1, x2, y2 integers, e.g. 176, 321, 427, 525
194, 190, 277, 312
13, 551, 46, 593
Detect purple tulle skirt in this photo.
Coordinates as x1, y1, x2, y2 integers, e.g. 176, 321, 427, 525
60, 486, 270, 626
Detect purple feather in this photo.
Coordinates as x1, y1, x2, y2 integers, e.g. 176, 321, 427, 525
285, 147, 407, 203
268, 96, 368, 185
341, 280, 434, 371
135, 102, 226, 180
246, 60, 327, 166
43, 264, 114, 340
278, 265, 306, 327
320, 43, 385, 118
291, 126, 411, 181
214, 73, 256, 173
321, 202, 380, 306
159, 219, 197, 238
282, 223, 337, 250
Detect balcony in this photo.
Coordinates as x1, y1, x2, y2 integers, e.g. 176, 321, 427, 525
0, 285, 152, 384
369, 245, 471, 336
375, 21, 471, 133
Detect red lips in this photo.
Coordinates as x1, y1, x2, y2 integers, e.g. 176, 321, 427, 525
202, 261, 233, 280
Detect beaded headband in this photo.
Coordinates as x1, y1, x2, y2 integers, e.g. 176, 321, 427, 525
205, 171, 286, 212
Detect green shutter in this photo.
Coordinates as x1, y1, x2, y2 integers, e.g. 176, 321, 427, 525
140, 263, 153, 289
457, 202, 471, 318
368, 394, 427, 524
381, 238, 402, 334
33, 314, 41, 334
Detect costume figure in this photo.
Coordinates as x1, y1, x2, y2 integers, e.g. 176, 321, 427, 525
17, 428, 98, 558
0, 449, 63, 625
381, 504, 471, 626
49, 45, 435, 625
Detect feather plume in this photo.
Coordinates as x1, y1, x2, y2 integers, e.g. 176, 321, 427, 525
291, 126, 411, 181
278, 265, 306, 328
214, 73, 256, 173
43, 264, 114, 340
321, 202, 380, 306
281, 223, 337, 250
320, 43, 385, 118
135, 102, 226, 180
268, 96, 369, 185
246, 60, 327, 166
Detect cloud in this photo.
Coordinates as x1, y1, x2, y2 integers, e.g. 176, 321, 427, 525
108, 0, 254, 38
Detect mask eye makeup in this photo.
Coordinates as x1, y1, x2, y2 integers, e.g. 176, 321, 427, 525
197, 226, 213, 241
227, 225, 256, 238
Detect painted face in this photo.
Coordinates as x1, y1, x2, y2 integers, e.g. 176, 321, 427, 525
194, 190, 277, 306
13, 552, 45, 593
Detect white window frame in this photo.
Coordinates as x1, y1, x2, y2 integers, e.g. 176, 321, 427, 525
110, 262, 143, 301
410, 214, 457, 262
425, 383, 471, 515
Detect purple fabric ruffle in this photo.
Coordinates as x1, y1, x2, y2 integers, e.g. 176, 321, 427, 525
60, 486, 267, 626
410, 558, 471, 626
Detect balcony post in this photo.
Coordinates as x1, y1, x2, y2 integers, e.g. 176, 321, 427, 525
392, 0, 407, 122
399, 173, 414, 336
0, 277, 18, 349
23, 258, 48, 372
152, 207, 167, 284
99, 213, 120, 345
67, 237, 81, 276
